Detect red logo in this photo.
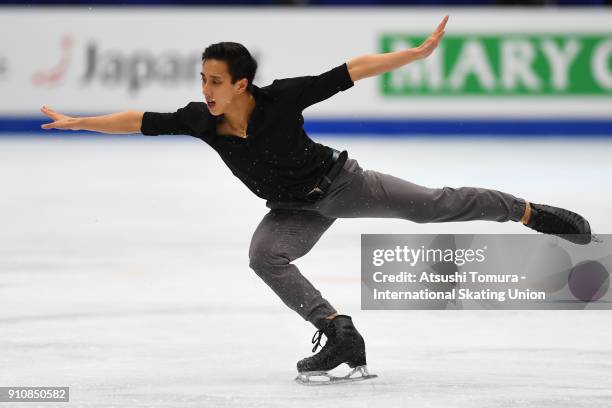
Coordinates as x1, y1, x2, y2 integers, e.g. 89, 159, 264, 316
32, 36, 74, 87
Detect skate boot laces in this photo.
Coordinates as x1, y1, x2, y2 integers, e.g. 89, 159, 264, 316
311, 329, 325, 353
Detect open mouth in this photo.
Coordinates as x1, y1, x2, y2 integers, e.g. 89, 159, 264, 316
206, 100, 216, 109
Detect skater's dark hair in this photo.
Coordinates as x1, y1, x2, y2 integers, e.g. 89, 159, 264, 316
202, 42, 257, 92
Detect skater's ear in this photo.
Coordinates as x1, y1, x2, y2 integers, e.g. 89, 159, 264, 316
234, 77, 250, 94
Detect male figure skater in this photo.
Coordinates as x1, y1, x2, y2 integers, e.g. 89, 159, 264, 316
41, 16, 593, 384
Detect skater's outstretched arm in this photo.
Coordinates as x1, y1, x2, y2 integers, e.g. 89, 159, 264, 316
347, 15, 448, 82
40, 105, 144, 134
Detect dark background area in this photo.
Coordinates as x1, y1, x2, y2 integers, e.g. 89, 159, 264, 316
0, 0, 610, 6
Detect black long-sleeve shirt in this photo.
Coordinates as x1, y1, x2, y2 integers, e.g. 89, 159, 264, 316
140, 63, 354, 202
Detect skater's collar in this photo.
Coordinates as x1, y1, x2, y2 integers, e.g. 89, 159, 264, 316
213, 85, 267, 142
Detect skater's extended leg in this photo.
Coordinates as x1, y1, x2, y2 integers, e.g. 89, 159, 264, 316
317, 159, 526, 222
314, 159, 592, 244
248, 209, 337, 329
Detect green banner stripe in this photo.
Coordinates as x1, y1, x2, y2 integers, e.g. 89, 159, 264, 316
381, 34, 612, 96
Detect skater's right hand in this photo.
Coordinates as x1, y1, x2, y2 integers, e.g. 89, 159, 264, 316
40, 105, 80, 130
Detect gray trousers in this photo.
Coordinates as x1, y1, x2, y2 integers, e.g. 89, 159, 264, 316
248, 158, 526, 329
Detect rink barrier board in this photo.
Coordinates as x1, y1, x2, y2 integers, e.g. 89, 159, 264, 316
1, 8, 611, 117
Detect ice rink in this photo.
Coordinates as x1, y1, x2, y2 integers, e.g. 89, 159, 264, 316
2, 135, 612, 407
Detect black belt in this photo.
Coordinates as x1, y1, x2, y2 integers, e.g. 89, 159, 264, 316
304, 149, 348, 202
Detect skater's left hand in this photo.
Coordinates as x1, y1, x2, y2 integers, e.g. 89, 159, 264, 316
416, 15, 448, 59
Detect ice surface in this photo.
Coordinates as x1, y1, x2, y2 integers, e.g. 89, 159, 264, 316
1, 135, 611, 407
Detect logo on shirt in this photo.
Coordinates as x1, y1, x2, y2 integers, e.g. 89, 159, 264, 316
80, 42, 201, 94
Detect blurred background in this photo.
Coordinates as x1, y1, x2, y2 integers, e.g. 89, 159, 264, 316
1, 0, 611, 135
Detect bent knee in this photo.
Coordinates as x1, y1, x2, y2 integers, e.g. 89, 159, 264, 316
248, 246, 289, 272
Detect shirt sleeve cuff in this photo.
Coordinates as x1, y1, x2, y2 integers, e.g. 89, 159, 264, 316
339, 62, 355, 91
140, 112, 159, 136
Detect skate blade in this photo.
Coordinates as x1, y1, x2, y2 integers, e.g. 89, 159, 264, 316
295, 365, 378, 386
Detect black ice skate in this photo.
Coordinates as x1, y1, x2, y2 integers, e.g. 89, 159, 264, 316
295, 315, 377, 385
524, 202, 596, 245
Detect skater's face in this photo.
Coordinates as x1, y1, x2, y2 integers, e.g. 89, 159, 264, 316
201, 59, 249, 116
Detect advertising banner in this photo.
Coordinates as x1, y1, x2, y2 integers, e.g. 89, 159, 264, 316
0, 7, 611, 132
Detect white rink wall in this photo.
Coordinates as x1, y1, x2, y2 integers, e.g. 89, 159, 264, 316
0, 7, 611, 121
